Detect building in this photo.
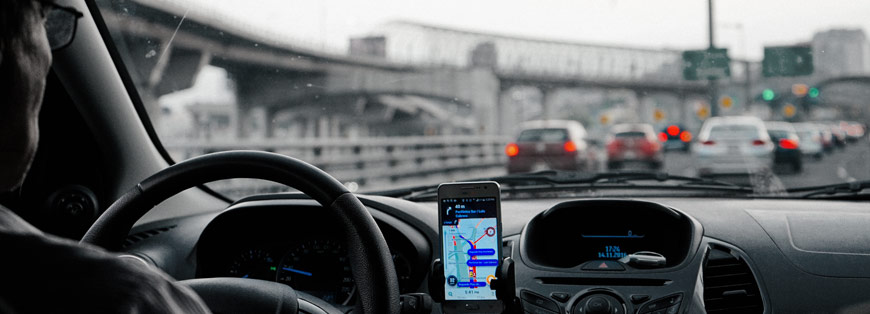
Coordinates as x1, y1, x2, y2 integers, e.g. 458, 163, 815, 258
812, 29, 870, 77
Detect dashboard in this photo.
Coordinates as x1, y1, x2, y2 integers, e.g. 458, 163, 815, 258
194, 198, 431, 307
122, 194, 870, 313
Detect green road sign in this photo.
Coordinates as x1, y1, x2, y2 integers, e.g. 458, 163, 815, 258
762, 46, 813, 77
682, 48, 731, 80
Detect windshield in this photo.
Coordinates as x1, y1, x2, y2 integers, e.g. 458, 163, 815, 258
615, 132, 647, 138
94, 0, 870, 199
708, 125, 760, 140
517, 129, 568, 142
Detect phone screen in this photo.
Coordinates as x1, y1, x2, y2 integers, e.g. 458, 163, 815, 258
441, 196, 500, 301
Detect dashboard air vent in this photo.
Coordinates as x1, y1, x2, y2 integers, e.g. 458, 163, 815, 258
503, 240, 514, 258
703, 244, 764, 314
123, 225, 176, 249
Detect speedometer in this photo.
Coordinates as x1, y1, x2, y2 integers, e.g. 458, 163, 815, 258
228, 248, 277, 280
276, 239, 355, 305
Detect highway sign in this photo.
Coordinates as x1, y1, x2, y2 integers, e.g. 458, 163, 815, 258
683, 48, 731, 80
696, 106, 710, 119
719, 96, 733, 109
653, 109, 666, 122
783, 103, 797, 118
763, 46, 813, 77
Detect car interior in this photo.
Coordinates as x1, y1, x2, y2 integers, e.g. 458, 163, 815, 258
7, 1, 870, 314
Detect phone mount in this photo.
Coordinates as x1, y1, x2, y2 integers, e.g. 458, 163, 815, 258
429, 257, 520, 313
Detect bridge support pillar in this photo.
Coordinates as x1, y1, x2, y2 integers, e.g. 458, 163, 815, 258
541, 86, 557, 121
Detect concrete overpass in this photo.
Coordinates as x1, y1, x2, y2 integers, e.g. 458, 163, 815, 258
101, 0, 720, 141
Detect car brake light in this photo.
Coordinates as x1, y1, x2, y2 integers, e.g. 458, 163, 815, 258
641, 140, 657, 154
779, 139, 799, 149
658, 132, 668, 142
564, 141, 577, 152
702, 140, 715, 145
667, 125, 680, 136
679, 131, 692, 142
505, 143, 519, 157
752, 139, 766, 146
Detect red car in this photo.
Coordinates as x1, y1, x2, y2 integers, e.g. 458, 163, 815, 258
606, 123, 663, 170
505, 120, 597, 173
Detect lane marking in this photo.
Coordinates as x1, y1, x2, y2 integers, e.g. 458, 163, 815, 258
837, 166, 857, 182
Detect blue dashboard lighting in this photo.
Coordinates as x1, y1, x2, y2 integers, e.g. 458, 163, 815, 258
282, 267, 314, 277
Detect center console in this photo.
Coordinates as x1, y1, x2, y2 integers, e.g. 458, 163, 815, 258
513, 199, 705, 314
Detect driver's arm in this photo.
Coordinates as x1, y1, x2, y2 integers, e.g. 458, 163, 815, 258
0, 205, 212, 313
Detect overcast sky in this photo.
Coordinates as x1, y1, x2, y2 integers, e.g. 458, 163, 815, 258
193, 0, 870, 61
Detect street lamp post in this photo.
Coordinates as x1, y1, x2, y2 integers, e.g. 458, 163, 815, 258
708, 0, 720, 118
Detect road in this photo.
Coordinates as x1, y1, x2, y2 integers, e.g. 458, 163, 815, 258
661, 139, 870, 189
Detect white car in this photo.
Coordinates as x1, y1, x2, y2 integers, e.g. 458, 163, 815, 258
793, 122, 824, 160
693, 116, 775, 176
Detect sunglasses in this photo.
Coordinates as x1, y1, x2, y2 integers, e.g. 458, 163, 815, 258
43, 3, 84, 51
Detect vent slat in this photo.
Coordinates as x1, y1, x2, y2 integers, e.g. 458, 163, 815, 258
703, 246, 763, 314
122, 225, 177, 249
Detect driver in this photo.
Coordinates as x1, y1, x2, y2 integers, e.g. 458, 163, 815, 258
0, 0, 211, 312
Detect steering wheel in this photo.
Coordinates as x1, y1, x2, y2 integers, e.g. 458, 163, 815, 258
81, 151, 400, 314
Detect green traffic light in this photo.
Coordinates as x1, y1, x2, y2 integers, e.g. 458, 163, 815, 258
762, 89, 775, 101
808, 87, 820, 98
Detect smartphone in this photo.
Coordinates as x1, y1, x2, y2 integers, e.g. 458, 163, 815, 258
438, 182, 504, 313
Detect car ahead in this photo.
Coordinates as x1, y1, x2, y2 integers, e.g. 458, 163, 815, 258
606, 123, 663, 170
826, 122, 848, 148
657, 124, 692, 152
813, 123, 836, 153
505, 120, 595, 173
693, 116, 775, 176
842, 121, 866, 142
792, 123, 824, 160
765, 121, 803, 173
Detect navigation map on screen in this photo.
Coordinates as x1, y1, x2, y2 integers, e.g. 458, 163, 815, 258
441, 197, 499, 301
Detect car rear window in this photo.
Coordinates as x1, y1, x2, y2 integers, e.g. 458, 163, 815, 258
768, 130, 791, 139
615, 131, 646, 138
708, 124, 759, 139
517, 128, 568, 142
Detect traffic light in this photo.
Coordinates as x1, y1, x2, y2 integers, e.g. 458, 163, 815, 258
808, 87, 820, 98
792, 84, 808, 96
762, 89, 776, 101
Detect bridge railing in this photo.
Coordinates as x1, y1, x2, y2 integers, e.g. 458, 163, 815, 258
163, 135, 511, 197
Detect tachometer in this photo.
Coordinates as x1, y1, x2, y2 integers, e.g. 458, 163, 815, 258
276, 239, 355, 305
228, 248, 277, 280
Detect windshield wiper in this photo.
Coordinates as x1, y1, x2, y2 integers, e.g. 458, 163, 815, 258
372, 170, 754, 201
487, 170, 746, 188
788, 180, 870, 199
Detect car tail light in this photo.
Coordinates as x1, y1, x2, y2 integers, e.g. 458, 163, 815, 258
563, 141, 577, 152
505, 143, 519, 157
641, 140, 658, 154
779, 139, 799, 149
702, 140, 715, 146
667, 125, 680, 136
606, 140, 620, 154
680, 131, 692, 142
658, 132, 668, 142
752, 139, 766, 146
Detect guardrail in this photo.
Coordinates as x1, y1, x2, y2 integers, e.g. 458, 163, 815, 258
163, 135, 511, 197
